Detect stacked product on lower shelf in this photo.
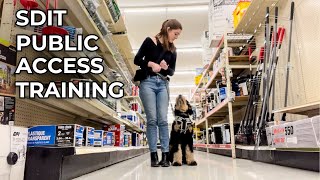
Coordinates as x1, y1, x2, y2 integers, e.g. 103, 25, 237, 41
266, 115, 320, 148
208, 123, 240, 145
27, 123, 145, 148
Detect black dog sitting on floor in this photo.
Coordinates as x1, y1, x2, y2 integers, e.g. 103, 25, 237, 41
169, 95, 197, 166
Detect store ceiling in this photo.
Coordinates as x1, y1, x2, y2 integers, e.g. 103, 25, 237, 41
118, 0, 209, 122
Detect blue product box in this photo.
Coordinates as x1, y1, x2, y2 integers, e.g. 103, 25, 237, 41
28, 125, 56, 146
105, 132, 114, 146
94, 130, 104, 147
103, 131, 108, 146
83, 126, 95, 146
126, 115, 134, 122
219, 87, 227, 102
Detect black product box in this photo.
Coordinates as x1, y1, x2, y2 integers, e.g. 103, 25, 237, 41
56, 124, 84, 147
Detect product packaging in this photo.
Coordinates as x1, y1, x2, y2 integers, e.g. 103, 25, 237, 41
272, 124, 286, 148
83, 126, 95, 146
94, 130, 104, 147
103, 131, 115, 146
28, 125, 57, 147
219, 87, 227, 101
28, 124, 85, 147
104, 124, 125, 147
56, 124, 84, 147
286, 118, 318, 148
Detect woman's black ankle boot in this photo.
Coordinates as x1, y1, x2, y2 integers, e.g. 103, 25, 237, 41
150, 152, 160, 167
160, 152, 170, 167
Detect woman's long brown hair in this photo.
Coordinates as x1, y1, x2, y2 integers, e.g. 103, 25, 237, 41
175, 95, 188, 112
156, 19, 182, 52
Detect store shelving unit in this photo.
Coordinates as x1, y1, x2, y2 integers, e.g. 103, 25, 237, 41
234, 0, 281, 34
190, 39, 224, 101
196, 96, 249, 127
273, 101, 320, 117
192, 1, 320, 170
7, 0, 141, 131
123, 96, 144, 111
193, 34, 254, 158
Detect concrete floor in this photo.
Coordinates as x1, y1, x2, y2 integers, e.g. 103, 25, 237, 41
74, 151, 320, 180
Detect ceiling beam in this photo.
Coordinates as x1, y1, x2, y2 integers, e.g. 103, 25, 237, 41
120, 2, 209, 9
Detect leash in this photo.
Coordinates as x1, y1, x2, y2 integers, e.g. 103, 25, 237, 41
155, 73, 175, 115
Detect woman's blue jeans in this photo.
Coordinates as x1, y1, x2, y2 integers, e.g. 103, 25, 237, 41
139, 76, 169, 153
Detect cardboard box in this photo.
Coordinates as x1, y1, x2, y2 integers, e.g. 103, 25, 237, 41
56, 124, 84, 147
103, 131, 114, 146
28, 124, 84, 147
208, 0, 237, 42
272, 124, 286, 148
28, 125, 56, 147
104, 124, 125, 147
286, 118, 318, 148
312, 116, 320, 147
132, 133, 139, 146
107, 132, 115, 146
83, 126, 95, 146
94, 130, 104, 147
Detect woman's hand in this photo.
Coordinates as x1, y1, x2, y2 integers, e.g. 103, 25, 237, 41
148, 61, 162, 73
160, 60, 169, 70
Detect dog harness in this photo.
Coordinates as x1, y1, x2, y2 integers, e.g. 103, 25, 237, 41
174, 116, 193, 134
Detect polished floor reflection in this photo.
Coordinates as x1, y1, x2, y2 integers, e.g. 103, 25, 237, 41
75, 151, 319, 180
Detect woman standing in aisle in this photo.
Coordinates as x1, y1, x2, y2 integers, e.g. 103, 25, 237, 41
134, 19, 182, 167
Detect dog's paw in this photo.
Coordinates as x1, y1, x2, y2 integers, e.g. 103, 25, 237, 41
172, 162, 182, 166
188, 161, 197, 166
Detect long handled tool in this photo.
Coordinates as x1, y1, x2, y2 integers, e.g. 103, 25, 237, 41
256, 27, 285, 146
270, 27, 286, 122
262, 7, 271, 98
256, 6, 287, 146
282, 2, 295, 121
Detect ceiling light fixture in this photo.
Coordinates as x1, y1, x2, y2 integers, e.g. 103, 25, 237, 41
123, 5, 208, 13
170, 84, 195, 88
133, 47, 202, 54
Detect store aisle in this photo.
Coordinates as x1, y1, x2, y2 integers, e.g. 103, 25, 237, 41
74, 151, 319, 180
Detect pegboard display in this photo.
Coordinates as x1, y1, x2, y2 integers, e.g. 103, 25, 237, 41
16, 47, 77, 82
251, 0, 319, 122
14, 47, 103, 129
15, 99, 101, 129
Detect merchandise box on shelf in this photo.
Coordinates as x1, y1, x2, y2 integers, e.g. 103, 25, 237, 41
103, 131, 115, 146
312, 116, 320, 146
233, 1, 251, 29
83, 126, 95, 147
56, 124, 85, 147
132, 133, 140, 146
269, 116, 320, 148
104, 124, 125, 147
28, 125, 57, 147
28, 124, 84, 147
94, 130, 104, 147
121, 111, 139, 125
124, 132, 132, 147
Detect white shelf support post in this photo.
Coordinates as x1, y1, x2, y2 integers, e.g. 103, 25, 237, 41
224, 32, 236, 159
0, 0, 15, 43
